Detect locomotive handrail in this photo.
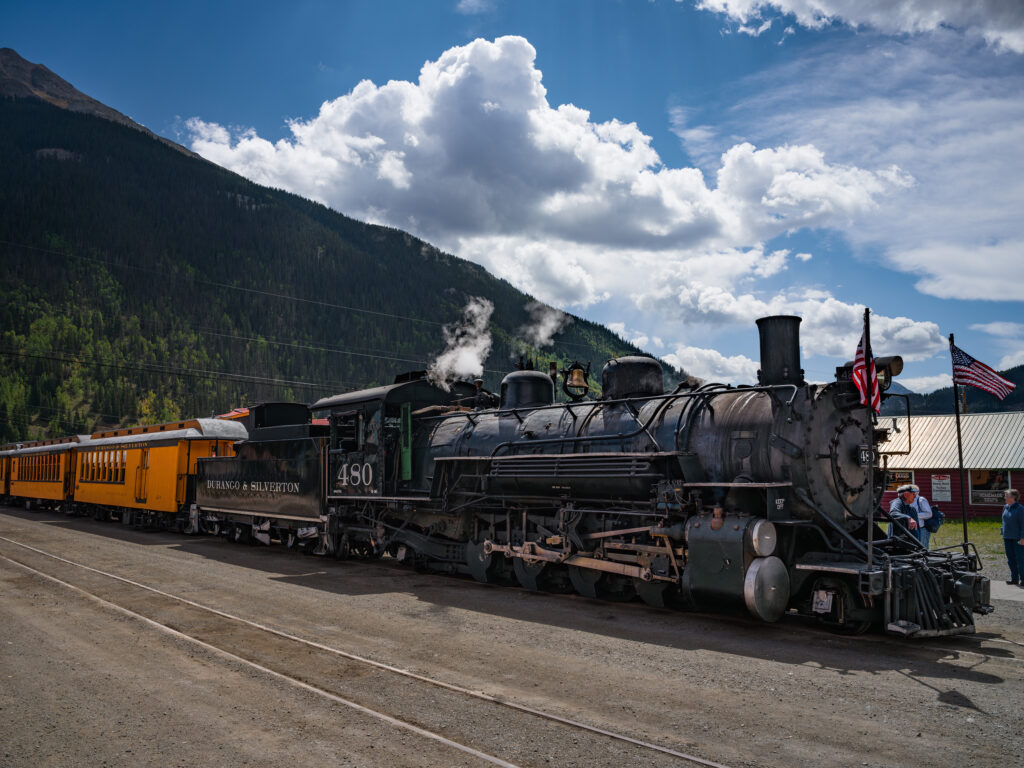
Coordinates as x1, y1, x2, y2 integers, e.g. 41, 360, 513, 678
876, 392, 913, 456
674, 382, 730, 454
416, 382, 801, 423
433, 451, 679, 461
682, 481, 793, 488
478, 383, 801, 459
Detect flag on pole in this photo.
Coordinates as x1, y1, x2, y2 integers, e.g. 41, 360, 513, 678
950, 342, 1016, 400
853, 329, 881, 414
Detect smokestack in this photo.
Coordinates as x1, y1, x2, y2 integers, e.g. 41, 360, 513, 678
755, 315, 804, 386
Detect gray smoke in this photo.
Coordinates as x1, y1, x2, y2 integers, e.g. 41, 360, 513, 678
519, 300, 570, 349
428, 297, 494, 390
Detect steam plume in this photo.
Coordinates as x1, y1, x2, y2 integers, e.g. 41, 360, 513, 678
519, 300, 570, 349
428, 297, 494, 389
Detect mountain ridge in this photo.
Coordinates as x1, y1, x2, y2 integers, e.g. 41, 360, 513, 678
0, 50, 680, 441
0, 47, 195, 157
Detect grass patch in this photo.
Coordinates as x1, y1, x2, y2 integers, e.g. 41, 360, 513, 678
931, 517, 1008, 578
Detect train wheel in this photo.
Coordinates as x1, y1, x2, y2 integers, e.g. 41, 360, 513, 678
514, 559, 574, 593
513, 558, 545, 591
634, 580, 670, 608
465, 540, 515, 584
465, 540, 492, 583
599, 575, 637, 602
568, 566, 603, 599
232, 524, 252, 545
333, 534, 351, 560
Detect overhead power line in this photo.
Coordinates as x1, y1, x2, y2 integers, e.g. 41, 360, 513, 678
0, 347, 356, 392
0, 237, 606, 353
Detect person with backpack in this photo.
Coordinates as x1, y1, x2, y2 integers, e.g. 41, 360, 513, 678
889, 484, 941, 547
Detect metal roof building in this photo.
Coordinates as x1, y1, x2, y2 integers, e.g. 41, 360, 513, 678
883, 412, 1024, 470
880, 411, 1024, 518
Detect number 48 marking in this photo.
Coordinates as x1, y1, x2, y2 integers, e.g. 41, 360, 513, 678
339, 462, 373, 487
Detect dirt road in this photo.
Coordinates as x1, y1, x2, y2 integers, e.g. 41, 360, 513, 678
1, 506, 1021, 768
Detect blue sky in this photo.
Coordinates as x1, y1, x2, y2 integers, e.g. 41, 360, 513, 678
4, 0, 1023, 389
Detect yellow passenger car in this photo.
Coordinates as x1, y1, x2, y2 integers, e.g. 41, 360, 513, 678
4, 436, 88, 511
74, 418, 248, 526
1, 449, 10, 497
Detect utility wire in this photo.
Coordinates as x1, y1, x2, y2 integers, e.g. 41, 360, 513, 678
0, 347, 355, 392
0, 237, 604, 353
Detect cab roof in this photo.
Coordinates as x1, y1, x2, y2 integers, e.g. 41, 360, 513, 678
311, 378, 476, 413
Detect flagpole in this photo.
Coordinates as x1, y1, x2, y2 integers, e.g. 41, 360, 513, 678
949, 333, 970, 552
865, 307, 874, 569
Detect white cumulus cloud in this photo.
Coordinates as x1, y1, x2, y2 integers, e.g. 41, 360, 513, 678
663, 345, 760, 383
188, 36, 907, 261
186, 35, 949, 377
694, 0, 1024, 53
899, 373, 952, 393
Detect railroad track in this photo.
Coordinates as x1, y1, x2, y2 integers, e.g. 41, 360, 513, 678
0, 535, 732, 768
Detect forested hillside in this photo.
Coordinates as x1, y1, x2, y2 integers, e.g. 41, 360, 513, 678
0, 96, 675, 441
882, 366, 1024, 416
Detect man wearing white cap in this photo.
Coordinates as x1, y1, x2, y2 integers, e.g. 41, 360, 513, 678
889, 484, 935, 548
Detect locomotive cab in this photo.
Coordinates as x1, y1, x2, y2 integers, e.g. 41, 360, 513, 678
312, 374, 477, 500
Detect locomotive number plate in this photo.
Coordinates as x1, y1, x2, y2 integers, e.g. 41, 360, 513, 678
812, 590, 834, 614
857, 446, 873, 467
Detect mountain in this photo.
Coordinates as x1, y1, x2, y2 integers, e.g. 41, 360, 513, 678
0, 49, 680, 442
0, 48, 193, 157
882, 365, 1024, 416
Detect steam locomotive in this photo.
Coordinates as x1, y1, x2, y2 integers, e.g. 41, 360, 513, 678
191, 315, 992, 637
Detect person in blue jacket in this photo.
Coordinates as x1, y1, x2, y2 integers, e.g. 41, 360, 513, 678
1002, 489, 1024, 586
889, 484, 923, 543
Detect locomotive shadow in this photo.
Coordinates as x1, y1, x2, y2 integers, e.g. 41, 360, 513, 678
3, 507, 1013, 701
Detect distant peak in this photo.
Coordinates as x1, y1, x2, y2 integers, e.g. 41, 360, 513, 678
0, 46, 194, 156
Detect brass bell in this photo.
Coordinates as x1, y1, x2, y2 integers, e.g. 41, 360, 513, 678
567, 367, 588, 389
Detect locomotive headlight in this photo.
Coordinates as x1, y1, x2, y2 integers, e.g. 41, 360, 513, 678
874, 355, 904, 391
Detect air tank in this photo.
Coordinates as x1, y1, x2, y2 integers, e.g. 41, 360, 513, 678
601, 356, 663, 399
500, 370, 555, 410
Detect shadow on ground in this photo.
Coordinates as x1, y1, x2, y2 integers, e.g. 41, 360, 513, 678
1, 505, 1017, 710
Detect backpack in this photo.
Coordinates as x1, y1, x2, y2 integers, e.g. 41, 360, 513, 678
925, 506, 944, 533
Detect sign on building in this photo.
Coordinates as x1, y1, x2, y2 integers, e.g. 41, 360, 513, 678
885, 469, 914, 492
931, 474, 952, 502
969, 469, 1012, 506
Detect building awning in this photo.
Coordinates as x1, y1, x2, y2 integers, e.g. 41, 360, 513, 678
882, 412, 1024, 469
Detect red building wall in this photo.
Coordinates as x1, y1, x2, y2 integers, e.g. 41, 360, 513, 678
880, 467, 1013, 519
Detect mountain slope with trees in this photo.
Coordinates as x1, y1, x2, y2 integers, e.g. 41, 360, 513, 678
883, 366, 1024, 416
0, 61, 680, 442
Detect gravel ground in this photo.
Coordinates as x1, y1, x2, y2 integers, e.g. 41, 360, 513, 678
1, 505, 1021, 768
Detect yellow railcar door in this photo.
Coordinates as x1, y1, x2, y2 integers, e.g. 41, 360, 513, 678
134, 448, 149, 503
63, 452, 76, 501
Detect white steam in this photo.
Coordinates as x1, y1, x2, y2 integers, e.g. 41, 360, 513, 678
519, 300, 571, 349
428, 297, 494, 389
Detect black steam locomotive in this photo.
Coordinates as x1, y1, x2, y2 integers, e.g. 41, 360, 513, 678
194, 316, 992, 637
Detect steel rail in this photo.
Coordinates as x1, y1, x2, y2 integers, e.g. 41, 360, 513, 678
0, 535, 733, 768
0, 552, 521, 768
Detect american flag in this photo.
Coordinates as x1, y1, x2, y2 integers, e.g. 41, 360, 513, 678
852, 329, 880, 414
950, 342, 1016, 400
